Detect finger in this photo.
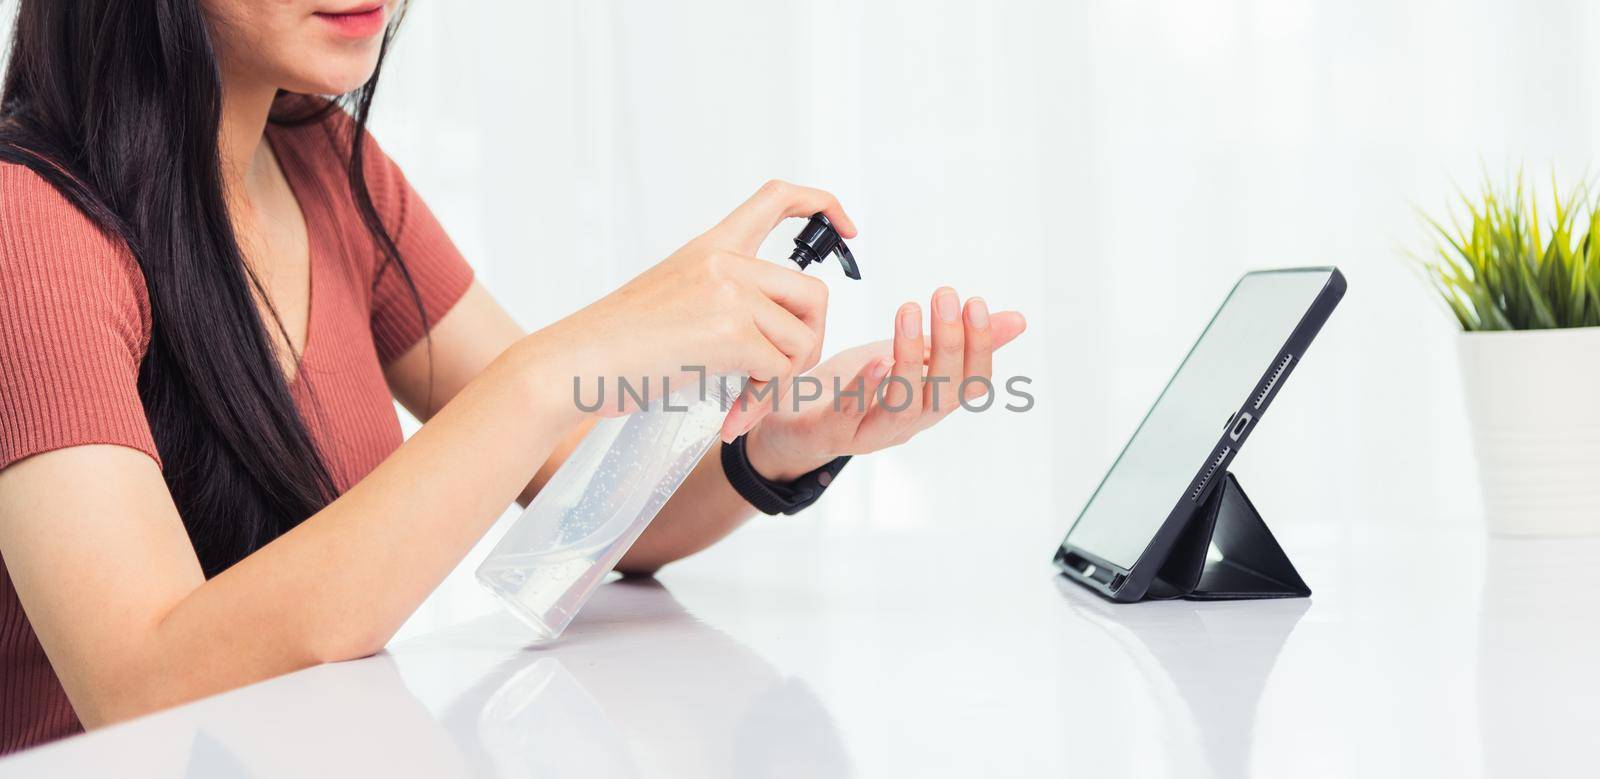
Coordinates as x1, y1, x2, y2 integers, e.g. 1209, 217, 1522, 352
858, 302, 925, 440
740, 326, 794, 382
721, 384, 768, 443
752, 295, 818, 372
744, 261, 828, 362
747, 296, 819, 418
716, 179, 858, 255
989, 310, 1027, 350
923, 287, 964, 415
840, 355, 893, 420
911, 310, 1024, 364
960, 297, 995, 403
905, 307, 1024, 366
722, 379, 778, 443
719, 334, 792, 442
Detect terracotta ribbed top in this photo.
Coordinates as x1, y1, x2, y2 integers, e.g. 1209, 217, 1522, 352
0, 114, 474, 753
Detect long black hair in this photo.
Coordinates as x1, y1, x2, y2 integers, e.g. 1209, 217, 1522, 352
0, 1, 426, 577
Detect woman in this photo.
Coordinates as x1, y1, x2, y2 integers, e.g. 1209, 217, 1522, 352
0, 0, 1025, 753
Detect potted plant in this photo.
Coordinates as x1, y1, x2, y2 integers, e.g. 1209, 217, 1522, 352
1420, 176, 1600, 536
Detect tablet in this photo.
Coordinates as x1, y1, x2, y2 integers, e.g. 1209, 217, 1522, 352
1054, 267, 1345, 602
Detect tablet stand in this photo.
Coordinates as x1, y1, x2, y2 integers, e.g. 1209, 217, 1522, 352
1145, 472, 1310, 600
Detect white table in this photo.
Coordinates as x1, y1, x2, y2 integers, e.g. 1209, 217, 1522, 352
2, 520, 1596, 778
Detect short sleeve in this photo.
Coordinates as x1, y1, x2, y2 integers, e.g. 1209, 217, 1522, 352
357, 132, 475, 364
0, 164, 160, 471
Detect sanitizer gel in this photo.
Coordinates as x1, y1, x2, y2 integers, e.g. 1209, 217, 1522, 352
476, 214, 861, 640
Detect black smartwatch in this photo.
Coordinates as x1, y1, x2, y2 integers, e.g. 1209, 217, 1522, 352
720, 434, 850, 516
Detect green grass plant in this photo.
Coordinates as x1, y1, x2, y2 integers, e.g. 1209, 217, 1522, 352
1420, 173, 1600, 330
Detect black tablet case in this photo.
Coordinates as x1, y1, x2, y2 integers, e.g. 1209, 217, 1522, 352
1143, 473, 1309, 600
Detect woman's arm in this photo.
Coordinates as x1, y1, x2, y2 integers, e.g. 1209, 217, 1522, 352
384, 281, 594, 505
384, 280, 755, 555
383, 278, 753, 573
385, 281, 756, 574
0, 331, 578, 728
0, 180, 839, 728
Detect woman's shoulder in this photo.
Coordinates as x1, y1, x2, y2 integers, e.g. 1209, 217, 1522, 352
0, 160, 133, 256
0, 160, 151, 352
0, 161, 159, 473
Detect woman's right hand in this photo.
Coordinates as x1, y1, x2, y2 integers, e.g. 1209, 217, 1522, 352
541, 180, 856, 441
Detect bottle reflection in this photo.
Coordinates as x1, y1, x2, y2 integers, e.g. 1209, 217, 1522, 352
1053, 578, 1309, 779
470, 657, 639, 776
184, 731, 251, 779
441, 577, 854, 778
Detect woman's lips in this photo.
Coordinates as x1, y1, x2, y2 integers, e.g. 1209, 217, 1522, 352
314, 5, 386, 38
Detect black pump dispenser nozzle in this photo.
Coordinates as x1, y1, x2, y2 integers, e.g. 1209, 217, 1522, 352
789, 213, 861, 279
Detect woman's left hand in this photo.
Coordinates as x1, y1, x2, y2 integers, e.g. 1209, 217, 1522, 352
742, 287, 1027, 481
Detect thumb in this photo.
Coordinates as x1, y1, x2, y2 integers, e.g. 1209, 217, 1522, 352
989, 311, 1028, 350
838, 356, 893, 420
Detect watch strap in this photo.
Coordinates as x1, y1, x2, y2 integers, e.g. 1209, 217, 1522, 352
721, 435, 850, 516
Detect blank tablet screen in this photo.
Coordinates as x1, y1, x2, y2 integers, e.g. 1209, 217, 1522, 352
1062, 269, 1334, 569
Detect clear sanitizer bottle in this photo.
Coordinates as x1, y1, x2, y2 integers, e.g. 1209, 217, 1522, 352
476, 214, 861, 640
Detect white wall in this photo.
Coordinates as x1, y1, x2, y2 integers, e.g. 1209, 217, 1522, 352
10, 1, 1599, 636
367, 0, 1600, 635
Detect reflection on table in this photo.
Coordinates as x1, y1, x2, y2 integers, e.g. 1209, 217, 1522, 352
1054, 578, 1309, 779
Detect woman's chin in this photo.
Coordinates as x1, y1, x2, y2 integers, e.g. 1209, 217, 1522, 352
279, 56, 382, 96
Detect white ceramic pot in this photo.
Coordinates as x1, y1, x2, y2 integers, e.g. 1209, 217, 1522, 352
1457, 326, 1600, 536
